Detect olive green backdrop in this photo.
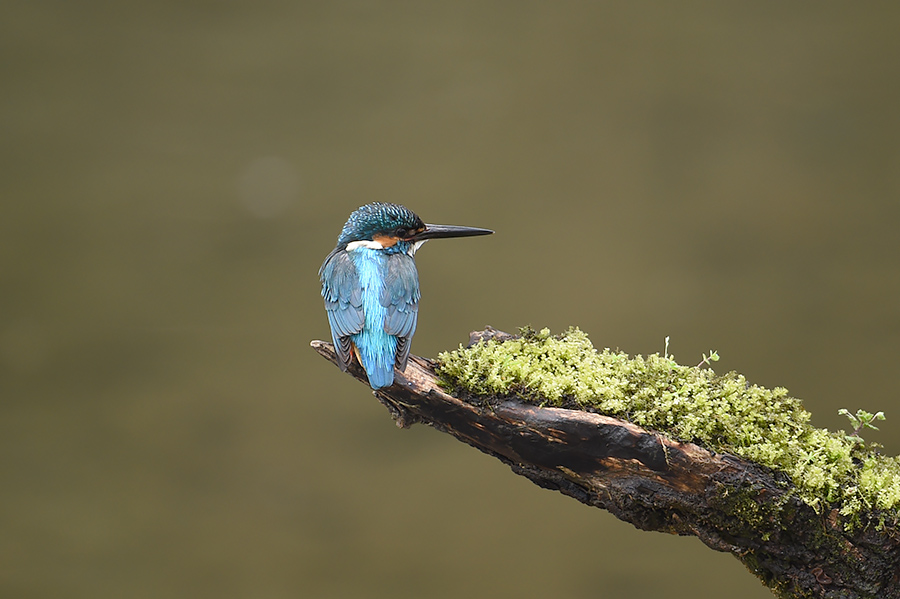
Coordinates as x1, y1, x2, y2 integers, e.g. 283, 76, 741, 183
3, 2, 899, 598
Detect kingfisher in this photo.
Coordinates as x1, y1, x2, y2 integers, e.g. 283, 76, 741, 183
319, 202, 493, 389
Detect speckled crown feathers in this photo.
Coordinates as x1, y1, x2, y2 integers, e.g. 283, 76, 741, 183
337, 203, 424, 246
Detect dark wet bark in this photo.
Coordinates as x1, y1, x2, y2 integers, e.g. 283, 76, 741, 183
311, 329, 900, 598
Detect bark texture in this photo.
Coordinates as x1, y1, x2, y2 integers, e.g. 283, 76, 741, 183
311, 330, 900, 598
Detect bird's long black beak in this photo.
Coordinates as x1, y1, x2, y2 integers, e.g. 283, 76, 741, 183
411, 223, 494, 241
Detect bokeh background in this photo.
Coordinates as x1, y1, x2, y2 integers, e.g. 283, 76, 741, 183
4, 2, 900, 598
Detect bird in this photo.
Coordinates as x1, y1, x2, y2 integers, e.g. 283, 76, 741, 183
319, 202, 493, 389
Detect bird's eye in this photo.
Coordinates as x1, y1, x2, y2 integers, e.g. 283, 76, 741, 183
394, 227, 408, 238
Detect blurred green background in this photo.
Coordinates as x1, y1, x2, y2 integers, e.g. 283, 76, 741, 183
3, 2, 899, 598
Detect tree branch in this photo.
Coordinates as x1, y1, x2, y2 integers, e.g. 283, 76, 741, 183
311, 330, 900, 599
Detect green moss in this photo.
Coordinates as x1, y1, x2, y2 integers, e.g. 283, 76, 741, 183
437, 326, 900, 521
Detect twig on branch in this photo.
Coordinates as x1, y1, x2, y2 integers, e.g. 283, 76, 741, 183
311, 329, 900, 599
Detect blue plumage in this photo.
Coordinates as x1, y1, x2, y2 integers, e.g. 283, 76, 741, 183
320, 203, 492, 389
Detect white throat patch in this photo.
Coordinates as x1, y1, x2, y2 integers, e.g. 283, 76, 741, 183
346, 239, 427, 255
346, 240, 384, 251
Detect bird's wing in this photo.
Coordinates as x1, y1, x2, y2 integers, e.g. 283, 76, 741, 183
319, 248, 364, 370
381, 254, 420, 371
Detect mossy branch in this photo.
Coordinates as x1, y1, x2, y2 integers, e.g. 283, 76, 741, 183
311, 328, 900, 599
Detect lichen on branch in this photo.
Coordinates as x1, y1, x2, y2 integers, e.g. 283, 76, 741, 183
437, 326, 900, 524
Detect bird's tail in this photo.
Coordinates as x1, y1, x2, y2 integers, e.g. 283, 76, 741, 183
354, 338, 397, 389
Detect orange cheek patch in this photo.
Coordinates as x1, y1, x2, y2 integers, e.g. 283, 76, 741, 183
372, 233, 400, 248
